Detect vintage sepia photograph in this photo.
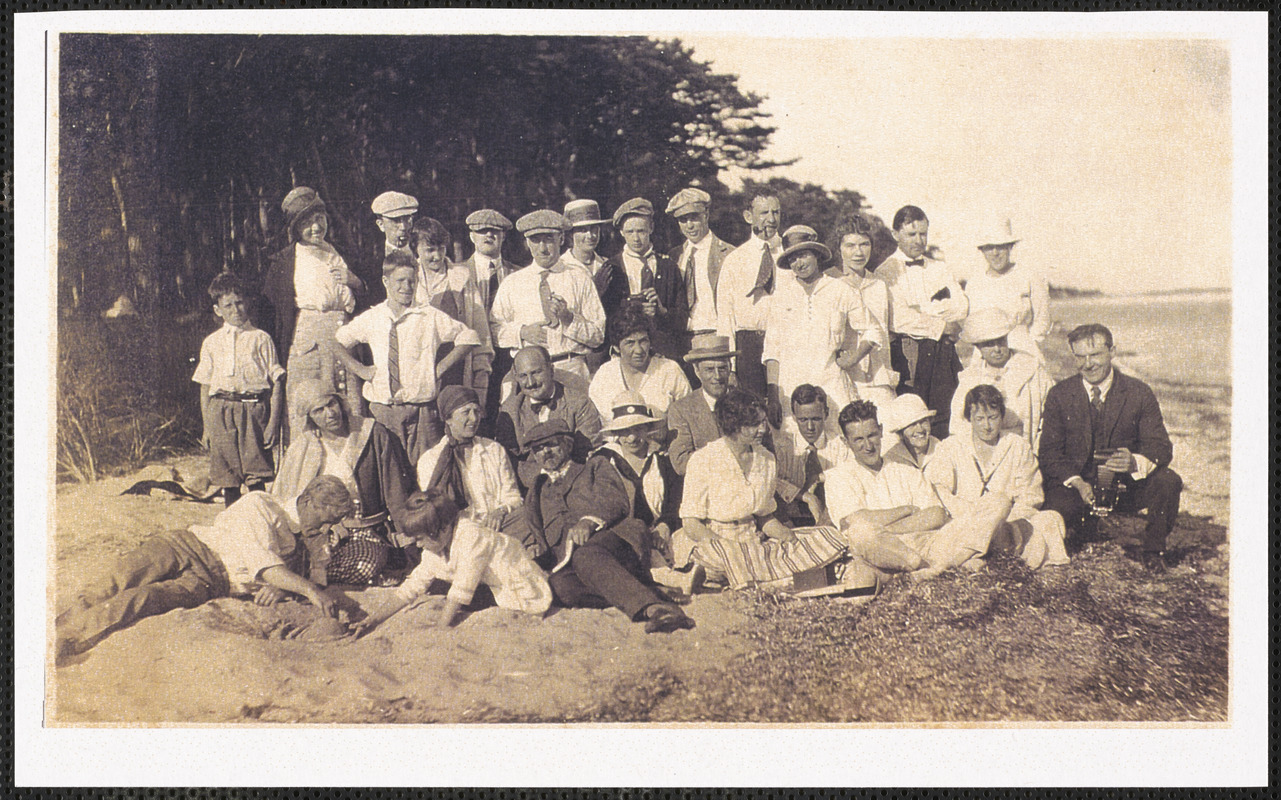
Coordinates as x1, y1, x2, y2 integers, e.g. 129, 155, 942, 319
14, 8, 1268, 787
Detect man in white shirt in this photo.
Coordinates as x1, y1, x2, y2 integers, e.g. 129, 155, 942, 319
56, 476, 352, 662
763, 224, 870, 429
417, 385, 524, 536
715, 193, 783, 399
666, 188, 734, 377
460, 208, 520, 436
826, 400, 1011, 581
489, 209, 606, 384
772, 384, 853, 527
333, 252, 481, 463
877, 205, 969, 439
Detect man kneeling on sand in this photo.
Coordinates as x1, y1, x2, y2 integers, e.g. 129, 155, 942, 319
824, 400, 1014, 580
56, 475, 352, 663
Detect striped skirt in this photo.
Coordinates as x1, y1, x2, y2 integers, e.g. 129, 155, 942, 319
690, 521, 847, 590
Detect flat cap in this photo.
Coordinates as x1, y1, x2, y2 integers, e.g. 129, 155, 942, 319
371, 191, 419, 218
465, 208, 514, 231
515, 209, 570, 236
665, 187, 711, 217
523, 418, 573, 449
611, 197, 654, 228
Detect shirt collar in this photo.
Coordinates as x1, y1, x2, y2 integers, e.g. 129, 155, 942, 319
541, 463, 572, 483
218, 321, 254, 335
623, 247, 655, 262
379, 302, 422, 322
1083, 368, 1115, 400
526, 382, 562, 410
685, 233, 712, 255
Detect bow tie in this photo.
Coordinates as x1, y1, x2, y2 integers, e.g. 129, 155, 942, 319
905, 258, 925, 267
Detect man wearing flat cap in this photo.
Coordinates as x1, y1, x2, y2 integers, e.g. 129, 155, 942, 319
460, 208, 520, 433
667, 188, 734, 374
595, 197, 689, 363
368, 191, 420, 297
489, 209, 606, 385
520, 419, 694, 634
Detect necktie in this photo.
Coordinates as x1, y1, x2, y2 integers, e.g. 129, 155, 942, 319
426, 437, 470, 512
487, 263, 500, 306
1091, 385, 1103, 413
1089, 385, 1105, 442
803, 446, 824, 502
684, 247, 698, 309
538, 270, 557, 326
640, 257, 655, 293
749, 243, 775, 297
387, 318, 403, 398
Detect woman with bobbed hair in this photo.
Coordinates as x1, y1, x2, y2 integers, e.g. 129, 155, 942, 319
587, 297, 691, 421
924, 384, 1069, 569
672, 388, 849, 590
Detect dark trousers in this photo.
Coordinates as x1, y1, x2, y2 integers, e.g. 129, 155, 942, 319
57, 530, 230, 654
733, 330, 767, 400
1043, 466, 1183, 551
890, 335, 961, 439
545, 520, 662, 621
482, 347, 514, 438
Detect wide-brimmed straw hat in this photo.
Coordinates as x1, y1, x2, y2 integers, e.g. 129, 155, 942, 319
600, 390, 663, 434
959, 308, 1017, 345
682, 333, 738, 363
883, 393, 936, 434
778, 224, 832, 267
976, 215, 1020, 248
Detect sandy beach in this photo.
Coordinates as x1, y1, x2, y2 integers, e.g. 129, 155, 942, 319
48, 323, 1230, 724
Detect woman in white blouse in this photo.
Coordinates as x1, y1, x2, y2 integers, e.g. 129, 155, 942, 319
962, 216, 1051, 363
672, 388, 847, 590
925, 384, 1069, 569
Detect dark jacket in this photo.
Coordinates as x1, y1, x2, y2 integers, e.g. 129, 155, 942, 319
522, 458, 632, 560
592, 447, 683, 532
595, 249, 689, 360
1038, 369, 1174, 487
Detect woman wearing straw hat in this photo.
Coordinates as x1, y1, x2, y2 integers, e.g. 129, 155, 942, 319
925, 384, 1070, 570
963, 215, 1051, 363
762, 225, 868, 430
559, 199, 612, 371
263, 187, 366, 444
950, 308, 1053, 450
591, 390, 696, 594
882, 393, 942, 472
272, 378, 417, 586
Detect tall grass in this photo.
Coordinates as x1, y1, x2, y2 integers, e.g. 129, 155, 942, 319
56, 315, 204, 482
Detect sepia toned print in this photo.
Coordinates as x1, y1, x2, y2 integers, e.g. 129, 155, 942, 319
43, 22, 1239, 734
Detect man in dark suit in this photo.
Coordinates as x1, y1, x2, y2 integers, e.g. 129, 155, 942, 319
494, 346, 602, 491
521, 420, 694, 633
595, 197, 689, 363
1039, 323, 1183, 568
666, 188, 735, 382
666, 333, 735, 475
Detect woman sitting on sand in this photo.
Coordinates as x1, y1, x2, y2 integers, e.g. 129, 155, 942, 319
272, 379, 417, 586
924, 384, 1069, 569
671, 388, 849, 591
352, 489, 552, 634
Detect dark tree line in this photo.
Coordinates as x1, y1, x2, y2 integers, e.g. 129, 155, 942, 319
59, 34, 806, 316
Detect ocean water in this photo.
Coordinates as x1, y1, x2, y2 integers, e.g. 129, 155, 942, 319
1049, 291, 1231, 389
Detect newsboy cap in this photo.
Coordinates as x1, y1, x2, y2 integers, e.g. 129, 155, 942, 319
516, 209, 570, 236
611, 197, 654, 228
370, 191, 419, 218
522, 418, 574, 449
665, 187, 711, 217
465, 208, 514, 231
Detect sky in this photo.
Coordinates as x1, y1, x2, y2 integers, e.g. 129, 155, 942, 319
681, 36, 1233, 294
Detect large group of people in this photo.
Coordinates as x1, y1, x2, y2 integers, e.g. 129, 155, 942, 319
55, 185, 1184, 661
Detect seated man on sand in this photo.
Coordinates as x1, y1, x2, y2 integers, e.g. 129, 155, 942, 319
771, 384, 853, 528
825, 400, 1012, 581
520, 419, 694, 634
56, 476, 352, 662
494, 345, 602, 491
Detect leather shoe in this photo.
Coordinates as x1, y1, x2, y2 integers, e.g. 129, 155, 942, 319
643, 603, 695, 634
1122, 546, 1167, 574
